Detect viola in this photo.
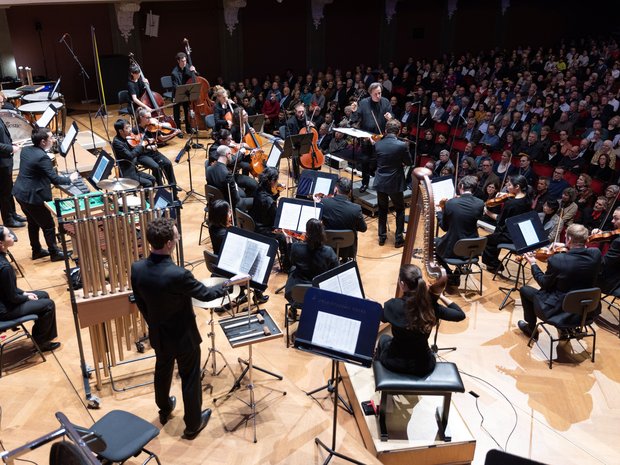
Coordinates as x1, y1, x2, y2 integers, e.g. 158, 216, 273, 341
183, 38, 214, 130
485, 192, 515, 208
588, 228, 620, 243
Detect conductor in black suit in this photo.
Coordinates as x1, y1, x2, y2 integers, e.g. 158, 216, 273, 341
12, 127, 78, 261
372, 119, 411, 248
318, 177, 367, 260
435, 175, 484, 286
111, 119, 156, 187
517, 224, 602, 340
595, 207, 620, 294
0, 116, 26, 228
131, 217, 227, 440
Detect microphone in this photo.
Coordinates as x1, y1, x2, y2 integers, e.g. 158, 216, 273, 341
174, 140, 190, 163
223, 273, 252, 288
58, 33, 69, 44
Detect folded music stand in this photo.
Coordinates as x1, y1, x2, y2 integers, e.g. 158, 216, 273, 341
282, 132, 313, 190
333, 127, 374, 200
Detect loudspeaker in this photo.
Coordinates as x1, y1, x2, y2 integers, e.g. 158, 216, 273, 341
99, 54, 129, 104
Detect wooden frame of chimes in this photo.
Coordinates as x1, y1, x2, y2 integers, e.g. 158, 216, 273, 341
54, 186, 183, 400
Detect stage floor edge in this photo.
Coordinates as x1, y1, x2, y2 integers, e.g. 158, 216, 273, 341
341, 362, 476, 465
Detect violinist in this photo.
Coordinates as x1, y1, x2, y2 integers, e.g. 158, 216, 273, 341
205, 145, 252, 212
128, 65, 151, 111
481, 175, 531, 273
170, 52, 195, 136
111, 118, 156, 188
213, 85, 233, 132
538, 199, 563, 240
517, 224, 602, 341
136, 109, 177, 188
595, 207, 620, 294
350, 82, 393, 193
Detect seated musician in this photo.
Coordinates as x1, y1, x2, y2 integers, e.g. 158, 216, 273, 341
213, 85, 233, 132
284, 218, 339, 311
128, 65, 151, 112
208, 199, 232, 256
249, 167, 291, 272
375, 264, 465, 376
481, 175, 531, 273
435, 175, 484, 287
317, 177, 367, 260
136, 109, 177, 188
517, 224, 602, 340
206, 145, 252, 212
111, 118, 156, 188
0, 226, 61, 352
595, 207, 620, 295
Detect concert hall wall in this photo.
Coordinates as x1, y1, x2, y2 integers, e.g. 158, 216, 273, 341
3, 0, 615, 105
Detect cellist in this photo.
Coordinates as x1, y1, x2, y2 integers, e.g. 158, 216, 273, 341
171, 52, 196, 137
286, 102, 313, 180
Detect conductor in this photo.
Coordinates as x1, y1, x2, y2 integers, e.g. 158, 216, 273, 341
131, 217, 227, 440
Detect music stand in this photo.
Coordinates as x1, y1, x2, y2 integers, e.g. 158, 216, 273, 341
248, 114, 265, 133
282, 132, 313, 190
36, 103, 59, 129
59, 121, 79, 173
295, 288, 382, 465
296, 170, 338, 199
333, 127, 374, 200
174, 82, 206, 203
274, 198, 323, 234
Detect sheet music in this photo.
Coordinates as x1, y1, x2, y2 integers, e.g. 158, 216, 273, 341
278, 202, 302, 230
218, 233, 271, 283
298, 205, 320, 232
334, 127, 374, 139
267, 143, 281, 168
313, 177, 332, 196
312, 311, 360, 355
60, 123, 78, 155
518, 221, 539, 246
317, 267, 363, 299
431, 177, 455, 206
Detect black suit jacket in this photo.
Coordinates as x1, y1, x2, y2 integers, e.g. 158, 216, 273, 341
206, 161, 239, 210
131, 253, 225, 354
0, 118, 14, 169
112, 135, 142, 179
436, 194, 484, 259
599, 237, 620, 294
372, 134, 411, 194
531, 247, 602, 326
0, 252, 28, 315
13, 146, 71, 205
285, 243, 339, 297
320, 194, 368, 259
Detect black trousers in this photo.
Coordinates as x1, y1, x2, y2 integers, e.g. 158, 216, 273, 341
154, 345, 202, 432
138, 153, 176, 187
377, 191, 405, 242
360, 141, 376, 187
173, 102, 193, 133
16, 200, 59, 252
0, 165, 17, 223
0, 290, 57, 344
519, 285, 544, 330
481, 230, 511, 269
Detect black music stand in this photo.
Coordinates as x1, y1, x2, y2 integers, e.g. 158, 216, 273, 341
295, 288, 382, 465
282, 132, 313, 189
59, 121, 79, 173
174, 82, 206, 204
333, 127, 373, 201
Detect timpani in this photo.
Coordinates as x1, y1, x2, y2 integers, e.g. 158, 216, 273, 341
2, 89, 23, 108
17, 101, 64, 133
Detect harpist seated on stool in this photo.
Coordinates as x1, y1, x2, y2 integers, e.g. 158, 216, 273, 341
375, 264, 465, 376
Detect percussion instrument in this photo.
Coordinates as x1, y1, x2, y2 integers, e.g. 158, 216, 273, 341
22, 91, 63, 102
193, 277, 241, 309
98, 177, 140, 191
2, 89, 23, 107
0, 109, 34, 145
18, 101, 64, 128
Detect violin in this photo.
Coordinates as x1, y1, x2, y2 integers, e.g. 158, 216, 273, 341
126, 132, 157, 150
534, 243, 569, 262
485, 192, 515, 208
272, 183, 286, 195
588, 228, 620, 243
274, 228, 306, 241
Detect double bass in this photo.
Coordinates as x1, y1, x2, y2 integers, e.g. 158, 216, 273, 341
182, 38, 214, 130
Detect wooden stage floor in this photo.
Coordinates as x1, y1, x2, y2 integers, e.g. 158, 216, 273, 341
1, 109, 619, 465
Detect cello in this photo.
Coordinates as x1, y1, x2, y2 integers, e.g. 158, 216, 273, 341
299, 107, 325, 170
182, 38, 214, 130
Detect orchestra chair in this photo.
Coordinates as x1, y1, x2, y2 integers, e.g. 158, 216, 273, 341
528, 287, 600, 369
160, 75, 173, 100
324, 229, 356, 262
117, 90, 135, 125
0, 315, 46, 377
235, 208, 256, 232
590, 177, 606, 196
444, 237, 487, 295
199, 184, 224, 245
6, 250, 24, 278
71, 410, 161, 465
203, 249, 224, 277
372, 361, 465, 442
205, 114, 216, 130
601, 289, 620, 338
494, 243, 528, 310
284, 284, 312, 348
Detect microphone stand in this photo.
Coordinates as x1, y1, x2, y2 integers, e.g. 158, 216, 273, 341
59, 34, 97, 152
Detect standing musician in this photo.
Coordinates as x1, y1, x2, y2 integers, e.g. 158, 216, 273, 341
286, 102, 313, 181
213, 85, 233, 132
350, 82, 393, 193
0, 114, 27, 228
128, 64, 151, 111
436, 175, 485, 287
372, 119, 411, 248
136, 109, 178, 188
111, 118, 156, 188
171, 52, 196, 136
595, 207, 620, 295
481, 175, 531, 273
376, 264, 465, 376
131, 217, 227, 440
517, 224, 602, 340
12, 127, 79, 262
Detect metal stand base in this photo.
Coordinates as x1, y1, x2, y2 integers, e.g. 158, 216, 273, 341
306, 357, 353, 414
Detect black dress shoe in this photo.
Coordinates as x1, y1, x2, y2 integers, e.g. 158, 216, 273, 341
39, 341, 61, 352
4, 220, 25, 228
394, 240, 405, 248
50, 250, 68, 262
517, 320, 538, 340
359, 185, 368, 193
378, 237, 386, 246
12, 213, 27, 222
159, 396, 176, 425
253, 292, 269, 304
32, 249, 50, 260
183, 408, 212, 440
